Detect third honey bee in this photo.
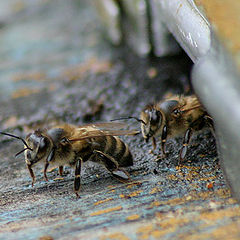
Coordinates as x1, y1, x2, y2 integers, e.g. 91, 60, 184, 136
0, 122, 138, 197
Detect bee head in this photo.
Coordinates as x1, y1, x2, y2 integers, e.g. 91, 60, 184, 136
24, 130, 52, 166
141, 105, 162, 142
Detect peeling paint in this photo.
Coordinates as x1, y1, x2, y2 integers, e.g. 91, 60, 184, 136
0, 1, 239, 239
90, 206, 123, 216
100, 232, 130, 240
126, 214, 140, 221
94, 198, 114, 206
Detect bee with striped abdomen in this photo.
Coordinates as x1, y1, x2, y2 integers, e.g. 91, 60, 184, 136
0, 122, 138, 197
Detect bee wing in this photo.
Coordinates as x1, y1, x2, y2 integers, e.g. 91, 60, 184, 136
78, 122, 129, 130
179, 96, 202, 113
69, 128, 140, 142
181, 105, 202, 113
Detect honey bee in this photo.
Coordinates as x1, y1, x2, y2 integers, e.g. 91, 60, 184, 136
112, 94, 213, 163
0, 122, 138, 197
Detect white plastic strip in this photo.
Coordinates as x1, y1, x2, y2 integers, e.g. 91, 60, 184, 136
151, 0, 211, 62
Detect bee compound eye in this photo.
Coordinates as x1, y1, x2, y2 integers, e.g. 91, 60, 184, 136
153, 111, 159, 120
39, 139, 46, 149
60, 137, 69, 144
38, 137, 50, 152
150, 110, 161, 124
173, 109, 181, 115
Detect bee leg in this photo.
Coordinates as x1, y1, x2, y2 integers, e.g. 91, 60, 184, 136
94, 150, 131, 182
149, 137, 157, 154
44, 162, 49, 182
27, 164, 36, 187
59, 166, 63, 176
179, 128, 192, 164
111, 169, 130, 183
155, 125, 168, 162
74, 158, 82, 198
156, 125, 168, 161
43, 147, 56, 182
161, 125, 168, 156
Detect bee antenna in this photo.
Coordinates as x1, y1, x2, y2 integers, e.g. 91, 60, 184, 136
111, 117, 147, 125
0, 132, 33, 153
15, 148, 29, 157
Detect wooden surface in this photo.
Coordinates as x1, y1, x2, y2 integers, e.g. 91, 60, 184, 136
0, 0, 239, 239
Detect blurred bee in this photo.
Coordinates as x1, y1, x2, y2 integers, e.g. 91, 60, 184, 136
112, 94, 213, 163
0, 122, 138, 197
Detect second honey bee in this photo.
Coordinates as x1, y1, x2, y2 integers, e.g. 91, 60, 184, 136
113, 94, 213, 163
0, 122, 138, 197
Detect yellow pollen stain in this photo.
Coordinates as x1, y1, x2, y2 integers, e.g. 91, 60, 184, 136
12, 88, 41, 99
120, 190, 143, 198
150, 201, 161, 208
90, 206, 122, 216
53, 177, 64, 181
94, 198, 113, 206
126, 181, 142, 189
151, 228, 176, 239
167, 174, 179, 181
137, 224, 154, 234
137, 224, 161, 240
39, 236, 54, 240
159, 217, 189, 229
185, 195, 192, 201
199, 176, 216, 181
126, 214, 140, 221
148, 197, 186, 208
100, 232, 130, 240
228, 198, 238, 204
199, 206, 240, 222
129, 190, 142, 197
150, 187, 162, 194
176, 165, 200, 171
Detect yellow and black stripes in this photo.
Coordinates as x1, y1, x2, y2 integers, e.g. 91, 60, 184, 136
93, 136, 133, 167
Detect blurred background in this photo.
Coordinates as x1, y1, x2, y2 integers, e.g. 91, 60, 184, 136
0, 0, 240, 239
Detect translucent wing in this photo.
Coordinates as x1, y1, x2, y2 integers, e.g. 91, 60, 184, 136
178, 95, 202, 113
69, 122, 140, 142
77, 122, 128, 130
181, 105, 202, 113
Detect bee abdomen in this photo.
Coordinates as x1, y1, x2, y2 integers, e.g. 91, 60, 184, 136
95, 136, 133, 167
113, 137, 133, 167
